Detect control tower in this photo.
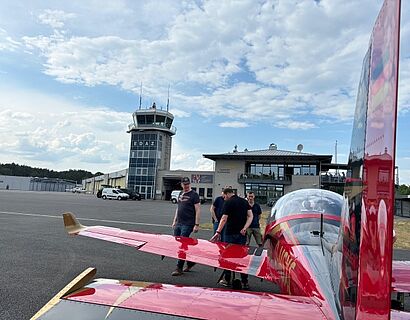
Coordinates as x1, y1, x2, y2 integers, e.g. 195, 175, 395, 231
127, 103, 176, 199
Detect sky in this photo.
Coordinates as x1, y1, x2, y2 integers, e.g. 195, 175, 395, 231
0, 0, 409, 183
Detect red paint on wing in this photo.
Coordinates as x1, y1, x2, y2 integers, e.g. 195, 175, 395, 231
66, 278, 326, 320
78, 226, 272, 280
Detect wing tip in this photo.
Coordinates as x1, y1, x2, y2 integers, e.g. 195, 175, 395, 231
63, 212, 86, 235
31, 267, 96, 320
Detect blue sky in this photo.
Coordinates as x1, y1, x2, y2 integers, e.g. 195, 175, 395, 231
0, 1, 409, 183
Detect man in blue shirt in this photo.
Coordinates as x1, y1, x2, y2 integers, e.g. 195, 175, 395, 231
246, 191, 263, 247
171, 177, 201, 276
210, 189, 225, 241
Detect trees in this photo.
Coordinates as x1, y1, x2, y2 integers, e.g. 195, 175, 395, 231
398, 184, 410, 195
0, 163, 97, 183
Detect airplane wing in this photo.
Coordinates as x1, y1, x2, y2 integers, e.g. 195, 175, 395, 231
32, 268, 326, 320
63, 212, 278, 282
392, 261, 410, 292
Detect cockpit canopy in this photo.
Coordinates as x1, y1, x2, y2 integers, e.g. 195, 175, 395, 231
270, 189, 343, 221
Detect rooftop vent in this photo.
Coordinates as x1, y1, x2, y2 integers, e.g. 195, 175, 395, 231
269, 143, 277, 150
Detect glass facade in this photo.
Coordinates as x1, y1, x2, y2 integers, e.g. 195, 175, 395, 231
245, 183, 284, 204
242, 162, 319, 203
246, 163, 317, 180
128, 132, 161, 199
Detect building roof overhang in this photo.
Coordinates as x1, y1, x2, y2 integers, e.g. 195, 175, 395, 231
203, 152, 332, 164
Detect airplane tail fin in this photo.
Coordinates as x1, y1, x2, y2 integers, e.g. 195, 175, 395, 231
63, 212, 86, 235
339, 0, 401, 319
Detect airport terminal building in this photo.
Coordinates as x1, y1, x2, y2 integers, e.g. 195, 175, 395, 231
83, 106, 343, 203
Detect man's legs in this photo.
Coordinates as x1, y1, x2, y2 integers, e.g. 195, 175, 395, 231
253, 228, 263, 247
179, 225, 195, 270
246, 228, 263, 247
228, 234, 249, 288
172, 224, 195, 275
213, 221, 219, 234
220, 233, 248, 287
246, 228, 252, 245
172, 224, 184, 275
236, 234, 249, 287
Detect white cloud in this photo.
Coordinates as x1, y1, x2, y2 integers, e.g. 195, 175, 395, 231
170, 141, 213, 172
219, 121, 249, 128
16, 0, 408, 129
171, 108, 190, 118
275, 120, 317, 130
0, 28, 20, 51
0, 86, 130, 172
195, 157, 214, 171
37, 9, 76, 29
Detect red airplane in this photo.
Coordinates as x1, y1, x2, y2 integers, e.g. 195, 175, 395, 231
32, 0, 409, 319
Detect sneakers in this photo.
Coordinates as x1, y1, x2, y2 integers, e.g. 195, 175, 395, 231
242, 282, 250, 290
171, 268, 183, 276
218, 279, 231, 287
183, 266, 193, 272
183, 263, 196, 272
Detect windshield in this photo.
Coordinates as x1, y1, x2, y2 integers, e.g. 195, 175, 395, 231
270, 189, 343, 221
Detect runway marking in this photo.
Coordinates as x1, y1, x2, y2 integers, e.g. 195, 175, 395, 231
0, 211, 170, 228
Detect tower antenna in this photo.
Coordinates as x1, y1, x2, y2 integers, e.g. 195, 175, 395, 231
139, 82, 142, 110
166, 84, 170, 112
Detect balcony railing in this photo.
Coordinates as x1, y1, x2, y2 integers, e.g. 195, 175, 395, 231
238, 173, 292, 185
128, 122, 177, 134
320, 174, 346, 184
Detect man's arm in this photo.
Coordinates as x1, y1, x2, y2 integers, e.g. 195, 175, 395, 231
172, 208, 178, 228
193, 202, 201, 233
210, 205, 217, 222
240, 210, 253, 236
210, 214, 228, 242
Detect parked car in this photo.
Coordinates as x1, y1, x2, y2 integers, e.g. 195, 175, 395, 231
101, 188, 129, 200
96, 185, 112, 198
66, 186, 86, 193
171, 190, 181, 204
119, 188, 141, 201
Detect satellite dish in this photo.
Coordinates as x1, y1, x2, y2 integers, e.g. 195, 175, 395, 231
297, 144, 304, 152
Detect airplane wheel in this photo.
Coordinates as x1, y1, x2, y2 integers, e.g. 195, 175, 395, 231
102, 195, 107, 200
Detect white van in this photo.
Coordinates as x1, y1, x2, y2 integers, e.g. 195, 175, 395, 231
170, 190, 181, 204
101, 188, 129, 200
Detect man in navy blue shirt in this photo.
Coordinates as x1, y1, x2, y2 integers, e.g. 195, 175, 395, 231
246, 191, 263, 247
171, 177, 201, 276
210, 189, 225, 241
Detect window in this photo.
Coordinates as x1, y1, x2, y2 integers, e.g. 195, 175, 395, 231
199, 188, 205, 197
207, 188, 213, 198
310, 165, 317, 175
